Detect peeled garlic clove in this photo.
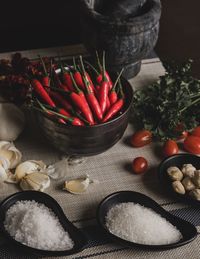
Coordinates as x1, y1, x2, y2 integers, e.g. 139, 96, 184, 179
167, 166, 183, 181
189, 188, 200, 201
182, 177, 196, 191
172, 181, 185, 195
63, 176, 90, 194
181, 164, 196, 178
15, 160, 47, 181
192, 170, 200, 188
0, 141, 21, 169
20, 172, 50, 191
0, 164, 8, 182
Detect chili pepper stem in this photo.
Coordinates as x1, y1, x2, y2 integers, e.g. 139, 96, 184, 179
95, 50, 102, 73
38, 55, 48, 76
73, 57, 77, 71
37, 99, 73, 123
70, 72, 81, 93
118, 77, 124, 98
79, 56, 90, 92
84, 60, 99, 75
111, 68, 124, 91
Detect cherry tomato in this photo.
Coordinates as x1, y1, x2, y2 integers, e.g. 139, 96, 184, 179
184, 135, 200, 154
130, 130, 152, 147
163, 139, 179, 157
132, 157, 148, 174
191, 126, 200, 138
177, 131, 188, 140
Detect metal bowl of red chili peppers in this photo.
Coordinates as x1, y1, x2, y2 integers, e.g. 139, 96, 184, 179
32, 52, 134, 156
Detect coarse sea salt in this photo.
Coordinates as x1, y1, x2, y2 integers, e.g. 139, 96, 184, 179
106, 202, 182, 245
4, 200, 74, 251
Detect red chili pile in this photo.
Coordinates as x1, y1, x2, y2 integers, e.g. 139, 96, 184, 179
0, 52, 125, 126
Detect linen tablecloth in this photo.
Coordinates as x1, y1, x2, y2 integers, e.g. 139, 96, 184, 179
0, 45, 199, 259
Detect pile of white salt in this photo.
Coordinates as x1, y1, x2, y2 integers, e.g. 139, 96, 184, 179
106, 202, 182, 245
4, 200, 74, 251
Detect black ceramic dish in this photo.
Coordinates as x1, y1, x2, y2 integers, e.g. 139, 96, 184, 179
158, 153, 200, 206
35, 72, 134, 156
0, 191, 87, 257
97, 191, 197, 250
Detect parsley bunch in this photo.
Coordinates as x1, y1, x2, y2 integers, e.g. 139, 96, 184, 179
132, 60, 200, 141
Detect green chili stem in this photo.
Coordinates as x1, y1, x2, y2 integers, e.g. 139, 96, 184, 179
111, 68, 124, 92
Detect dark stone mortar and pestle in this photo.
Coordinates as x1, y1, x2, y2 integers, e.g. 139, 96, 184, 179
80, 0, 161, 79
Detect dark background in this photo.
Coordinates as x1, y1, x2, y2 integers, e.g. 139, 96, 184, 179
0, 0, 200, 75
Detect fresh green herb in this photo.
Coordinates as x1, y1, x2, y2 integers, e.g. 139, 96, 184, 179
132, 60, 200, 141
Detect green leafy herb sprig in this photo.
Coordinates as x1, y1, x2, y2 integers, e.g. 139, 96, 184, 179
132, 60, 200, 141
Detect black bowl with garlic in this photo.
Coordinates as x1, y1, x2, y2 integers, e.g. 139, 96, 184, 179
158, 154, 200, 205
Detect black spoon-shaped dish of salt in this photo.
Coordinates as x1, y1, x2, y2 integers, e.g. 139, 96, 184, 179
0, 191, 88, 257
97, 191, 197, 250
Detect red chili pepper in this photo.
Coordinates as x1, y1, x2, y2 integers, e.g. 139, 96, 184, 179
39, 55, 50, 88
59, 83, 70, 92
49, 91, 73, 112
38, 101, 84, 126
80, 56, 103, 121
95, 51, 113, 90
52, 69, 70, 92
102, 77, 124, 123
36, 101, 66, 124
106, 96, 111, 111
41, 76, 50, 88
98, 52, 110, 115
85, 72, 95, 93
60, 62, 74, 91
102, 99, 124, 123
31, 79, 56, 107
72, 57, 85, 90
70, 73, 94, 125
109, 69, 124, 105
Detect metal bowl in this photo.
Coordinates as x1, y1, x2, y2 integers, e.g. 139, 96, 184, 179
35, 75, 133, 156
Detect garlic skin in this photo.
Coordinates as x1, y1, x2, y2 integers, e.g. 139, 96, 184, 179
20, 172, 50, 191
0, 103, 25, 141
15, 160, 46, 182
0, 164, 8, 182
63, 176, 90, 194
0, 141, 22, 169
0, 156, 11, 182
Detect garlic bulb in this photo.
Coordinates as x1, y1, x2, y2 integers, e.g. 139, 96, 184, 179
15, 160, 46, 182
0, 141, 22, 169
0, 103, 25, 141
20, 172, 50, 191
0, 164, 8, 182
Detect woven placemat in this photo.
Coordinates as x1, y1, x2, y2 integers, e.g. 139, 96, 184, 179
0, 45, 199, 259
